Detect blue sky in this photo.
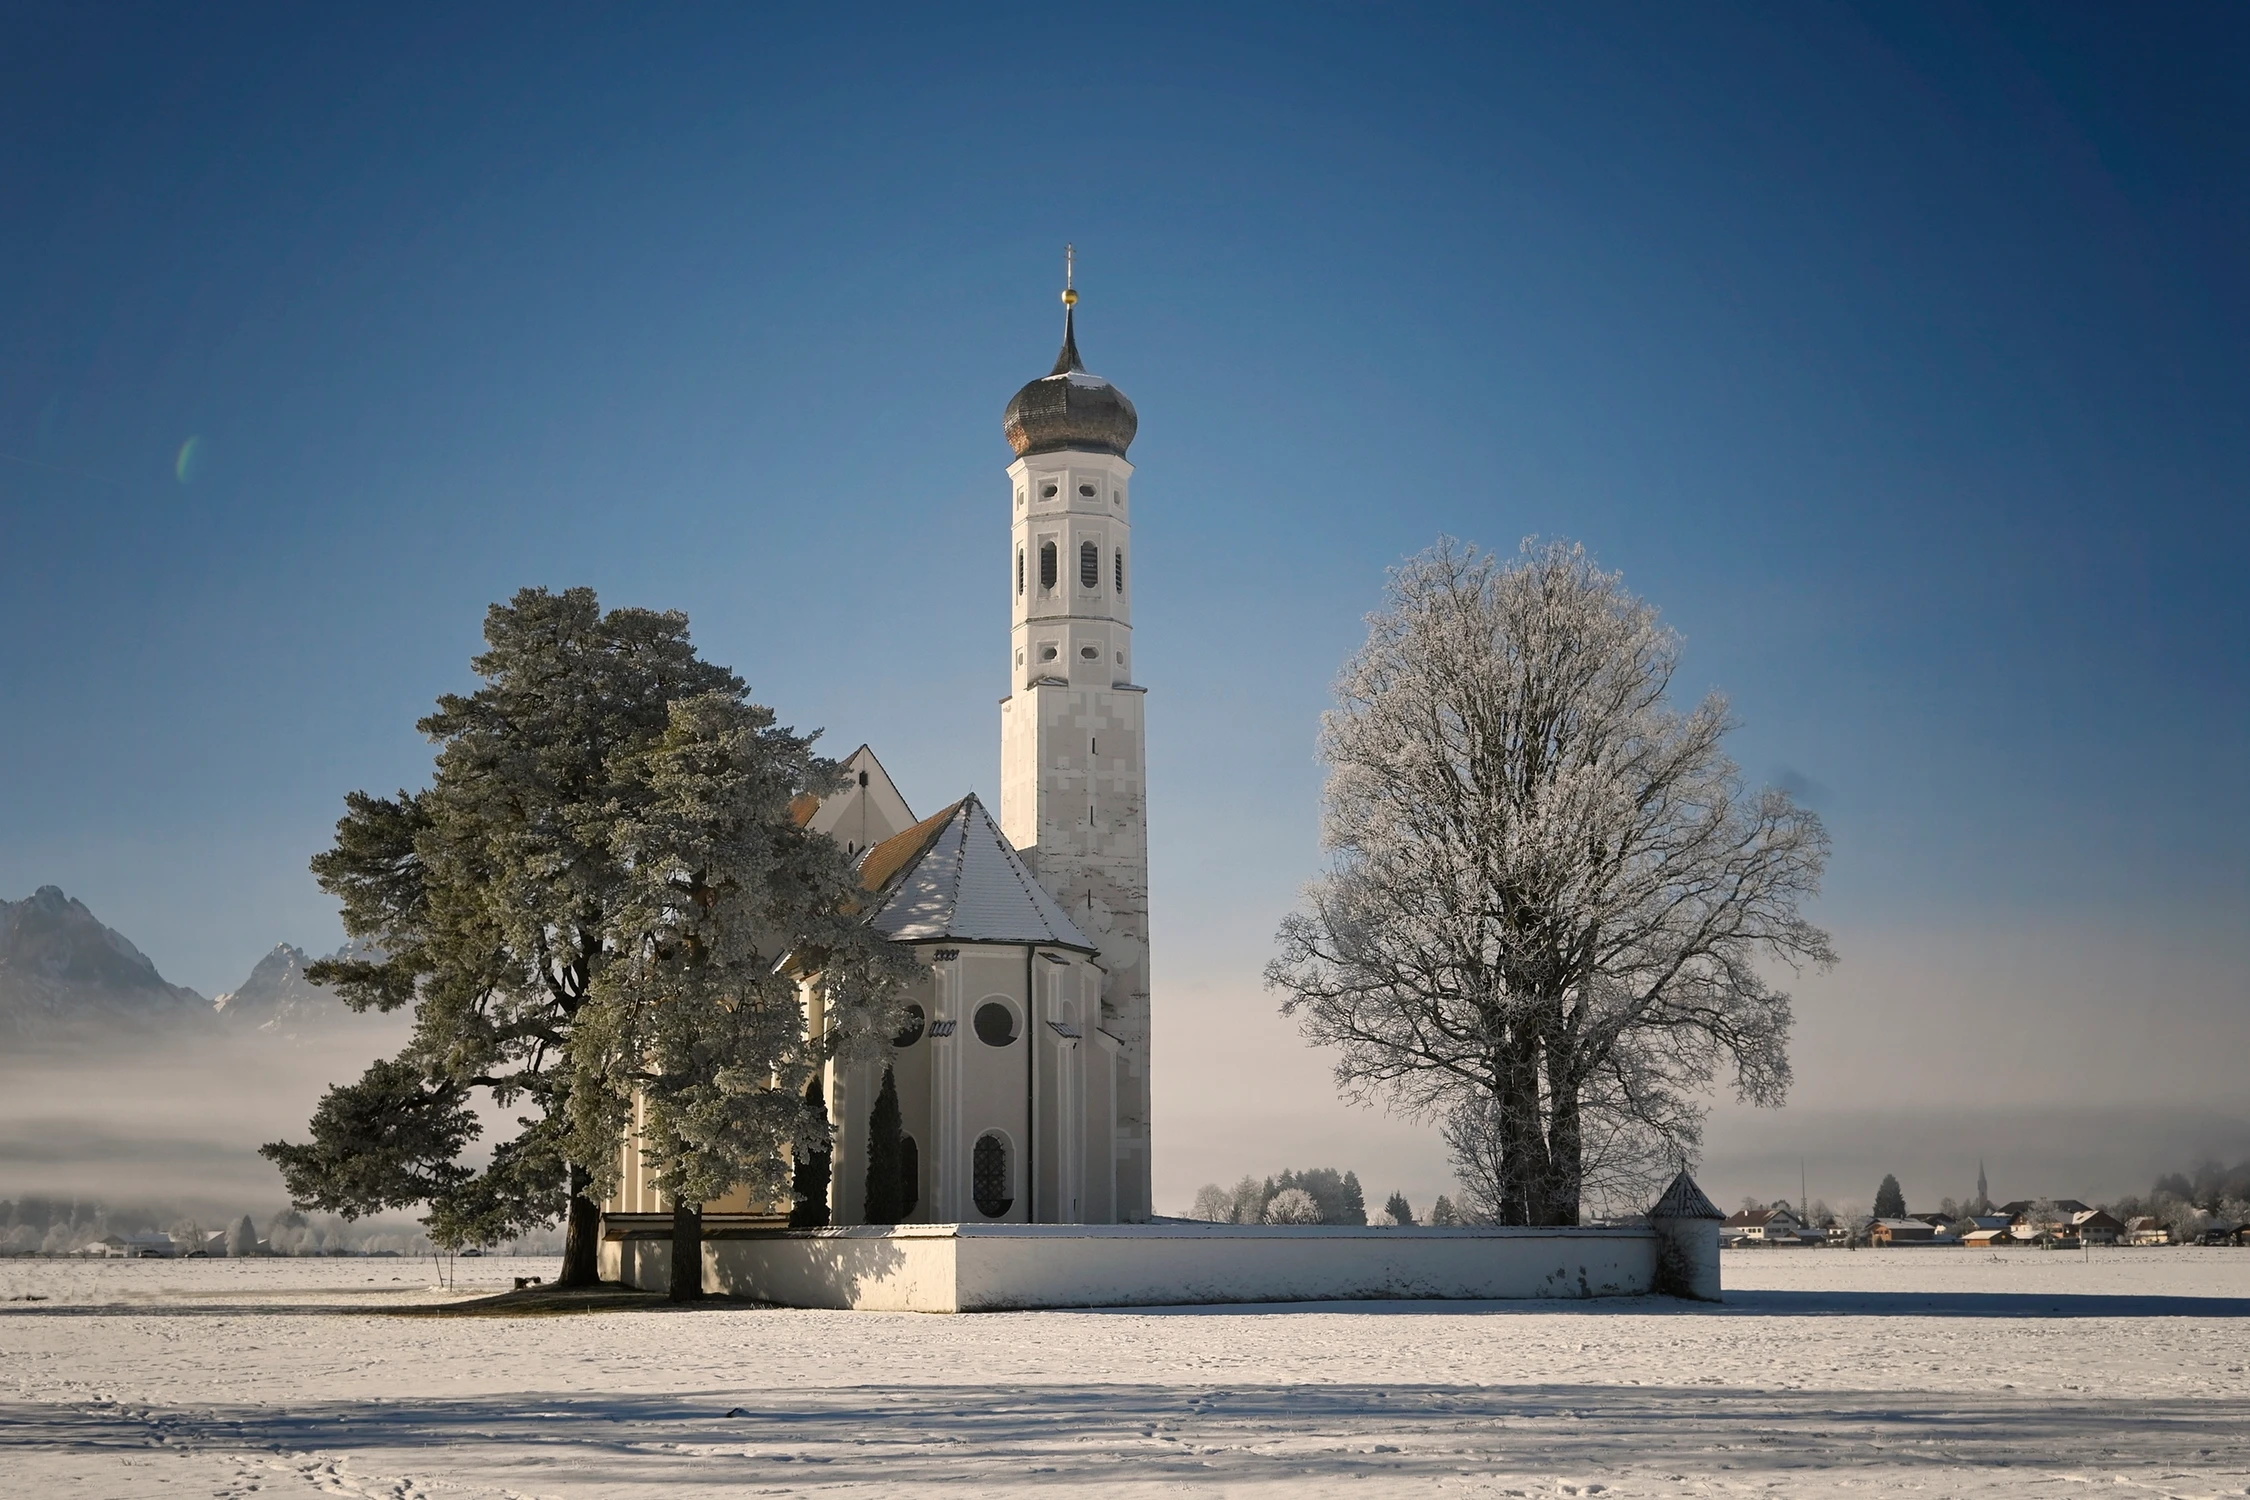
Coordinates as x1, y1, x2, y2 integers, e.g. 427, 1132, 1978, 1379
3, 3, 2245, 1212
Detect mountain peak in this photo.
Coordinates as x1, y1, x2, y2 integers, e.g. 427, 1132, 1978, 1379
0, 887, 210, 1035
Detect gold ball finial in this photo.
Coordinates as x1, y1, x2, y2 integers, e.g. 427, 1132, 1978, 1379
1061, 287, 1079, 307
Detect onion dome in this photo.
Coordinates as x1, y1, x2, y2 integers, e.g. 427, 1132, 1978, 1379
1003, 306, 1138, 458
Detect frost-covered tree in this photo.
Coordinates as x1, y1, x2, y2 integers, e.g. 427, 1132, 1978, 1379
567, 688, 910, 1297
1188, 1184, 1234, 1222
1428, 1194, 1460, 1227
225, 1215, 260, 1257
265, 588, 899, 1287
1382, 1191, 1415, 1226
1263, 1187, 1322, 1225
1270, 539, 1834, 1225
1228, 1174, 1267, 1226
1874, 1175, 1907, 1219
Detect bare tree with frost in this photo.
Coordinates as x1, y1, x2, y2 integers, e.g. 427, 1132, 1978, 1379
1267, 538, 1835, 1226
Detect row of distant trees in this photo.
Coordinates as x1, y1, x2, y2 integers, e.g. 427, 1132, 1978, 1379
1185, 1170, 1369, 1226
1180, 1172, 1552, 1229
0, 1197, 563, 1257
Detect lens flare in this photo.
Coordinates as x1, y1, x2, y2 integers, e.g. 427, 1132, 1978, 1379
174, 435, 203, 484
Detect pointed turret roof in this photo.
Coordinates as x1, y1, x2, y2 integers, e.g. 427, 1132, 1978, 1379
857, 794, 1096, 953
1649, 1171, 1724, 1221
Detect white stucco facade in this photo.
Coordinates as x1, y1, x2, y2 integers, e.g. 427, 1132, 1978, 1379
999, 442, 1151, 1223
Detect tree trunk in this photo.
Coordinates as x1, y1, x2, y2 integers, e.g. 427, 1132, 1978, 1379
1496, 1035, 1547, 1226
669, 1199, 703, 1302
1540, 1061, 1583, 1227
559, 1163, 601, 1287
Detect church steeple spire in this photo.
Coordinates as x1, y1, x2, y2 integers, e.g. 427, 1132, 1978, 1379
1052, 244, 1083, 375
1052, 307, 1083, 376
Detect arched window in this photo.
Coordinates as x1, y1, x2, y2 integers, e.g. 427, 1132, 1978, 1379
1079, 540, 1099, 589
1016, 547, 1024, 597
1039, 541, 1057, 591
973, 1134, 1012, 1218
1114, 549, 1124, 594
899, 1135, 919, 1220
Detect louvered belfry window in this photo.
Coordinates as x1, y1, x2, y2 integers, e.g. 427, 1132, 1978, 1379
1039, 541, 1057, 591
1114, 549, 1124, 594
973, 1134, 1012, 1218
1016, 547, 1024, 597
1079, 540, 1099, 589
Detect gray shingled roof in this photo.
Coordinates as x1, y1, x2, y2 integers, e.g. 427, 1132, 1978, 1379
863, 794, 1096, 953
1649, 1171, 1724, 1220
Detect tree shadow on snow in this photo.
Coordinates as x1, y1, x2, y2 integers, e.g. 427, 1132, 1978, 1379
6, 1379, 2247, 1488
1070, 1288, 2250, 1320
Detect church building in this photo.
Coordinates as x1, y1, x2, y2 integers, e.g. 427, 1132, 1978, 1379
602, 268, 1153, 1235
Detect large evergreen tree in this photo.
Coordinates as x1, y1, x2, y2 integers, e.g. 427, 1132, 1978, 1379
567, 688, 909, 1297
263, 587, 904, 1286
1874, 1174, 1907, 1219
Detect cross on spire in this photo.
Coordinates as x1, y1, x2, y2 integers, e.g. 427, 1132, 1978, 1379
1062, 243, 1078, 307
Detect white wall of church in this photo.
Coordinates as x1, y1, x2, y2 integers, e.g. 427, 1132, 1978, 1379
826, 941, 1120, 1227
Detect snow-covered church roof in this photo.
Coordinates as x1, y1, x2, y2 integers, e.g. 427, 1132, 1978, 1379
857, 794, 1097, 954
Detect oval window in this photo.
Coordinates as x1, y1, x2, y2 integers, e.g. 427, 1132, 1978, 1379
1079, 540, 1099, 589
974, 1001, 1018, 1046
1041, 482, 1058, 500
1079, 645, 1098, 660
893, 1003, 926, 1048
1078, 482, 1096, 498
973, 1133, 1012, 1218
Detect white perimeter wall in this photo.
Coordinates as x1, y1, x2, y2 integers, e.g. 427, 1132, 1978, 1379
653, 1223, 1695, 1312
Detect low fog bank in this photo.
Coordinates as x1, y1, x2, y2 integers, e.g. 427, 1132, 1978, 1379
0, 1019, 412, 1210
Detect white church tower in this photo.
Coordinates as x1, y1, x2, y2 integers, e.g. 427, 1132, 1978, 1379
998, 253, 1153, 1221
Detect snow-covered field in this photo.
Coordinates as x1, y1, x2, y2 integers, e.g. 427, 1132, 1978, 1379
4, 1248, 2247, 1497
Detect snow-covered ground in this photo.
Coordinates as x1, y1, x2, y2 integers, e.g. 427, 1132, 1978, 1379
4, 1248, 2246, 1497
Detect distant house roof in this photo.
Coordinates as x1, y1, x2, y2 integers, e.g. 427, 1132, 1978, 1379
1722, 1206, 1800, 1228
2000, 1199, 2089, 1219
858, 794, 1096, 954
